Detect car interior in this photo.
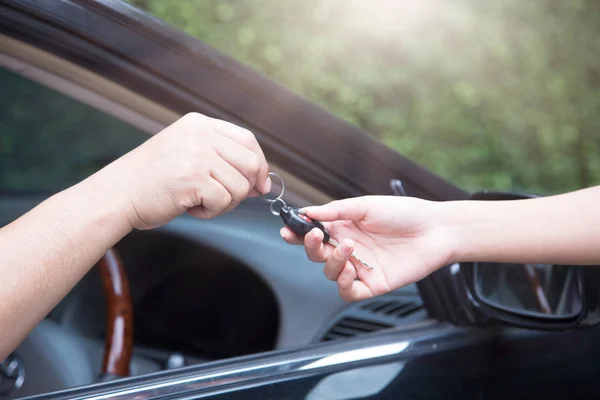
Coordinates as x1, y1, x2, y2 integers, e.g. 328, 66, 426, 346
0, 35, 428, 398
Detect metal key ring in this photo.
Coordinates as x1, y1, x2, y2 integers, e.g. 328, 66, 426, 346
260, 172, 285, 203
269, 198, 287, 216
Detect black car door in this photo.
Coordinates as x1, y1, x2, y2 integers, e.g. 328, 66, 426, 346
18, 323, 497, 400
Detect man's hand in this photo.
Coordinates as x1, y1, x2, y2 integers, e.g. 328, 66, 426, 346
100, 112, 271, 229
280, 196, 454, 302
0, 112, 270, 359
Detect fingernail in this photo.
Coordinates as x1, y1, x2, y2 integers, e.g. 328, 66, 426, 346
311, 237, 322, 247
264, 176, 272, 194
341, 239, 353, 255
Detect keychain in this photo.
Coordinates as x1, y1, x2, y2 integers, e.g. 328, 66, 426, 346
261, 172, 373, 270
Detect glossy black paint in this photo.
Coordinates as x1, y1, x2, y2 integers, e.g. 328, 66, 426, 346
455, 262, 587, 330
473, 263, 580, 318
18, 321, 600, 399
18, 323, 483, 399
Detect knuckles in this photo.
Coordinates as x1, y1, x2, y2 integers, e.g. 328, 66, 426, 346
181, 112, 206, 126
178, 158, 210, 183
245, 153, 262, 175
229, 178, 251, 202
150, 113, 264, 218
237, 128, 258, 146
237, 178, 251, 197
216, 190, 233, 212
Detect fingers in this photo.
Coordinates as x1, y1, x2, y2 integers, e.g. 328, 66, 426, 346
338, 265, 373, 302
279, 225, 375, 302
323, 238, 353, 280
280, 227, 302, 244
280, 229, 359, 282
188, 176, 231, 219
305, 228, 329, 262
212, 119, 270, 194
338, 264, 357, 289
210, 157, 253, 205
280, 228, 334, 263
215, 137, 264, 192
301, 198, 370, 222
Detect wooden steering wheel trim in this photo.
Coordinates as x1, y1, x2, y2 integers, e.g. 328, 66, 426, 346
98, 248, 134, 380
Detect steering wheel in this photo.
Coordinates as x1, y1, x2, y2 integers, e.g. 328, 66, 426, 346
0, 248, 133, 399
97, 248, 134, 381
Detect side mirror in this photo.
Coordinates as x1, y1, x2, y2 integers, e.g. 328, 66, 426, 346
474, 262, 582, 318
453, 191, 600, 330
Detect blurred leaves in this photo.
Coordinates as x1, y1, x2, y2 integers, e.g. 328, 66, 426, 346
2, 0, 598, 196
127, 0, 600, 195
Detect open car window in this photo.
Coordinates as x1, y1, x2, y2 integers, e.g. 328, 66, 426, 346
0, 66, 148, 194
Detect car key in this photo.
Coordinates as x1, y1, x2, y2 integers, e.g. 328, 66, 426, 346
279, 205, 373, 270
261, 172, 373, 270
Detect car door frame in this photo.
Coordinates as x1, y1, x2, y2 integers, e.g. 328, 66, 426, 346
20, 322, 496, 400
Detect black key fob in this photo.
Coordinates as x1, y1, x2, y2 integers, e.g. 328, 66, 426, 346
279, 206, 330, 243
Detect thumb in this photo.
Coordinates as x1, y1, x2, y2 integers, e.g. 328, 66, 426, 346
301, 197, 371, 222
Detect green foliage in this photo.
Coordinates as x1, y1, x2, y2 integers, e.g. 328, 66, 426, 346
127, 0, 600, 195
2, 1, 597, 195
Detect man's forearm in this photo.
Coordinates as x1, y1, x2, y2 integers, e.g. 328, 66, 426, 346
0, 170, 132, 359
445, 186, 600, 265
0, 112, 273, 358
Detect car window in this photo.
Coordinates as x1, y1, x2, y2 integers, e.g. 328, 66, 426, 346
127, 0, 600, 196
0, 66, 149, 194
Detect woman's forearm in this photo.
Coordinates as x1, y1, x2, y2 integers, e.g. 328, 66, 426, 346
445, 186, 600, 265
0, 171, 132, 359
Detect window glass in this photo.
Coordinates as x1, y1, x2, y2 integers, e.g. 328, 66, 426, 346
0, 67, 149, 193
128, 0, 600, 195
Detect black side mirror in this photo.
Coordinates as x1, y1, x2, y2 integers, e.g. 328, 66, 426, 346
473, 262, 582, 318
453, 191, 600, 330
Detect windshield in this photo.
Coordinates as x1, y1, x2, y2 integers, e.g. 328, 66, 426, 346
127, 0, 600, 196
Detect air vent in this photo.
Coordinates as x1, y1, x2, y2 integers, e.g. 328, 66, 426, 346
319, 296, 425, 342
322, 317, 393, 342
360, 299, 423, 318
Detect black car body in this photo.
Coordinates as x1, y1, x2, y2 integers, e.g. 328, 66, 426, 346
1, 1, 600, 399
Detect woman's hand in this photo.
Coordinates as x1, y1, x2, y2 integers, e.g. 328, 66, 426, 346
281, 196, 455, 301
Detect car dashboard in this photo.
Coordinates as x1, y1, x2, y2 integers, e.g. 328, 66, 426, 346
0, 194, 423, 398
